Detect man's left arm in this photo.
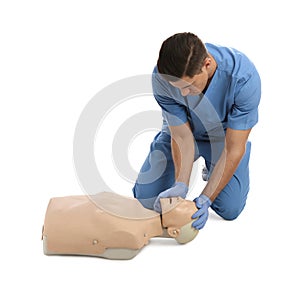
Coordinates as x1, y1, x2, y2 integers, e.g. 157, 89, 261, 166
192, 66, 261, 230
191, 128, 251, 230
202, 62, 261, 200
201, 128, 252, 202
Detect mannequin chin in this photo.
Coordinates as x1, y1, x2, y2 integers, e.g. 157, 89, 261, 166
42, 192, 199, 260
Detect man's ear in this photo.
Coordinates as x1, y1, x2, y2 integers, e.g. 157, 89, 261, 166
204, 57, 212, 69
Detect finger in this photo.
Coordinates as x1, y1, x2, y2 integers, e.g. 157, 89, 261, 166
192, 220, 205, 230
193, 198, 204, 209
192, 212, 208, 228
192, 216, 208, 230
159, 184, 186, 199
191, 208, 206, 219
153, 197, 162, 213
158, 190, 169, 198
153, 203, 162, 213
192, 216, 205, 228
192, 218, 204, 229
194, 200, 206, 209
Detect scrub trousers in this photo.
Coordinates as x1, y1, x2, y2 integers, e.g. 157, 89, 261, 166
133, 131, 251, 220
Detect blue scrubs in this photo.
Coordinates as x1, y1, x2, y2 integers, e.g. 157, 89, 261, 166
133, 43, 261, 220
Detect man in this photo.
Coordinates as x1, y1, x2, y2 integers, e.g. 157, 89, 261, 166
133, 32, 261, 230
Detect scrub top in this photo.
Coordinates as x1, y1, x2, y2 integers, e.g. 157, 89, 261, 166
152, 43, 261, 142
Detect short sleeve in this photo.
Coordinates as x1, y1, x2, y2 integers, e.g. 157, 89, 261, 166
152, 70, 188, 127
227, 70, 261, 130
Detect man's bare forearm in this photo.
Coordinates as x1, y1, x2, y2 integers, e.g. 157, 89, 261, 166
168, 122, 195, 186
202, 128, 251, 202
171, 134, 194, 185
201, 148, 244, 202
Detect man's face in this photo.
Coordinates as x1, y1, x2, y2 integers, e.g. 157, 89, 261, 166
169, 57, 215, 96
169, 70, 209, 96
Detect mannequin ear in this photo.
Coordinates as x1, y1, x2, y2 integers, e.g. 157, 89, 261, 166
167, 227, 181, 238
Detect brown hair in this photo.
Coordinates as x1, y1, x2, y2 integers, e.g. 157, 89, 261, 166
157, 32, 208, 81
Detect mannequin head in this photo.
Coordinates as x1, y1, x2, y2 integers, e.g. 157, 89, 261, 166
160, 197, 199, 244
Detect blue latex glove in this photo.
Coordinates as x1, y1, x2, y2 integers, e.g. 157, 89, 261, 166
153, 182, 188, 213
191, 194, 212, 230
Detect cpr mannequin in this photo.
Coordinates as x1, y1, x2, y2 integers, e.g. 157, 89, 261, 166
42, 191, 198, 260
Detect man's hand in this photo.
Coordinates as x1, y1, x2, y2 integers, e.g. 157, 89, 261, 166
153, 182, 188, 213
191, 194, 212, 230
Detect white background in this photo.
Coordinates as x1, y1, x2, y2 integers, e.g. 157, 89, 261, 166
1, 0, 299, 291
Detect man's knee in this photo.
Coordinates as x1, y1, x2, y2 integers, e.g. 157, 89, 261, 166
213, 204, 245, 221
211, 167, 250, 221
211, 192, 247, 221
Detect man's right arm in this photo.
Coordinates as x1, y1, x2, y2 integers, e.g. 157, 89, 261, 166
169, 121, 194, 186
152, 121, 195, 212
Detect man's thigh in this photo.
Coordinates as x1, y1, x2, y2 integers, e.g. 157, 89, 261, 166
133, 132, 175, 209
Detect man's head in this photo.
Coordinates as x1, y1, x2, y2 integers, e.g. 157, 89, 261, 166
157, 32, 215, 96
